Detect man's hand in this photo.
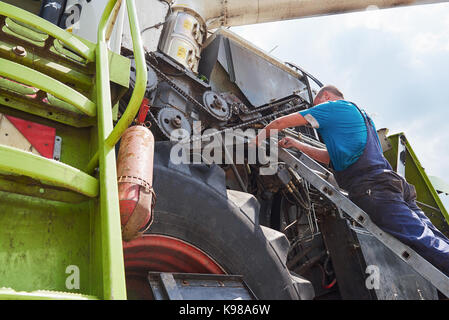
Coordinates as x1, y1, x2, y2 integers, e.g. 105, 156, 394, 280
278, 137, 298, 149
280, 137, 330, 165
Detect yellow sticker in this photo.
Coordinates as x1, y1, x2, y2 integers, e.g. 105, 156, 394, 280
183, 19, 192, 30
177, 46, 187, 59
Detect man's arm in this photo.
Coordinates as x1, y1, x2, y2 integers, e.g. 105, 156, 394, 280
255, 113, 308, 145
279, 137, 330, 165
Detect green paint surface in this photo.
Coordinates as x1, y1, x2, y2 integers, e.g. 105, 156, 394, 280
0, 0, 145, 300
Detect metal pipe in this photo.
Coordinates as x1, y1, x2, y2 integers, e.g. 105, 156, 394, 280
172, 0, 448, 29
86, 0, 147, 174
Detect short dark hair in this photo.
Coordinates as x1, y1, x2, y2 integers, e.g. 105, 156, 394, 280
315, 85, 344, 100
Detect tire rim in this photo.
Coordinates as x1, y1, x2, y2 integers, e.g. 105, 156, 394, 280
123, 234, 225, 299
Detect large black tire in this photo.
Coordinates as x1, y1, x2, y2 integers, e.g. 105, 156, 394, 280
145, 142, 314, 300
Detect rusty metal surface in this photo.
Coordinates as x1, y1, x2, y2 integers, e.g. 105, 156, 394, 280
117, 125, 155, 241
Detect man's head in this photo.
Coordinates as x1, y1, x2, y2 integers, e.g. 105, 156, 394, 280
313, 85, 344, 106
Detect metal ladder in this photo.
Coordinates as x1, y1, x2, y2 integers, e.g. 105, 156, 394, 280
276, 146, 449, 298
0, 0, 146, 299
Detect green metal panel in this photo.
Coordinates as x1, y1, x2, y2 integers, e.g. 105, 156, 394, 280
0, 192, 92, 293
0, 0, 144, 300
383, 133, 449, 237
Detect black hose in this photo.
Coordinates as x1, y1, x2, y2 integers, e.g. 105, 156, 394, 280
39, 0, 67, 26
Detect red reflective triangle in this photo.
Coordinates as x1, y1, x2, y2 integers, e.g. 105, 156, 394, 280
5, 115, 56, 159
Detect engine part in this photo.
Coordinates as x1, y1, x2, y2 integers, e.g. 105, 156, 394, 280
143, 57, 309, 144
147, 55, 212, 117
158, 10, 206, 73
136, 98, 150, 125
117, 125, 156, 242
129, 56, 158, 97
219, 92, 246, 114
156, 107, 191, 140
202, 90, 231, 121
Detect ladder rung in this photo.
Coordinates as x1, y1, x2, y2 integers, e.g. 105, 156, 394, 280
0, 144, 98, 198
0, 288, 98, 300
0, 2, 95, 62
0, 58, 96, 117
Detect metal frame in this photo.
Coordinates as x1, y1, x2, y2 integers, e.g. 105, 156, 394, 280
276, 146, 449, 297
86, 0, 147, 174
0, 0, 146, 300
148, 272, 257, 300
396, 134, 406, 177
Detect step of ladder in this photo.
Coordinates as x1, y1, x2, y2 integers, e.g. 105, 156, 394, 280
0, 288, 98, 300
0, 2, 130, 128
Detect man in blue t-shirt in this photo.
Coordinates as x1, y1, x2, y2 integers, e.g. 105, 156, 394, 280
254, 85, 375, 172
255, 85, 449, 277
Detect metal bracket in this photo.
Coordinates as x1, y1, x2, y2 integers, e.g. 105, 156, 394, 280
148, 272, 256, 300
53, 135, 62, 161
276, 145, 449, 298
397, 134, 406, 177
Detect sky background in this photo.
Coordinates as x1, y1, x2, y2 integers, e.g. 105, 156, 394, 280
232, 2, 449, 209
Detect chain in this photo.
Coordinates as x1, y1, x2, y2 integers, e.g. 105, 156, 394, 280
147, 59, 215, 118
145, 53, 308, 145
183, 102, 306, 144
240, 96, 300, 115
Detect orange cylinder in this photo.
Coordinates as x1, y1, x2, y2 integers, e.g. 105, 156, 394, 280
117, 125, 155, 242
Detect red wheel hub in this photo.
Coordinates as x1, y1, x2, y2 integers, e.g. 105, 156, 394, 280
123, 234, 225, 299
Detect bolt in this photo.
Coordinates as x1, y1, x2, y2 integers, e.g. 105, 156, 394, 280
171, 117, 182, 128
212, 96, 223, 109
13, 46, 26, 57
322, 186, 333, 196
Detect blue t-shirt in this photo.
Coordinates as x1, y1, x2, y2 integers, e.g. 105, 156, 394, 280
299, 100, 377, 171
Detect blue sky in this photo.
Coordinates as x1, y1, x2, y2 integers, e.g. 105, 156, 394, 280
232, 2, 449, 209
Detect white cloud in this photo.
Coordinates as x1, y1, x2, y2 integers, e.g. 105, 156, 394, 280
388, 115, 449, 178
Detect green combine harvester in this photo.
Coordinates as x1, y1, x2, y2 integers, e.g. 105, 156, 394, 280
0, 0, 447, 300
